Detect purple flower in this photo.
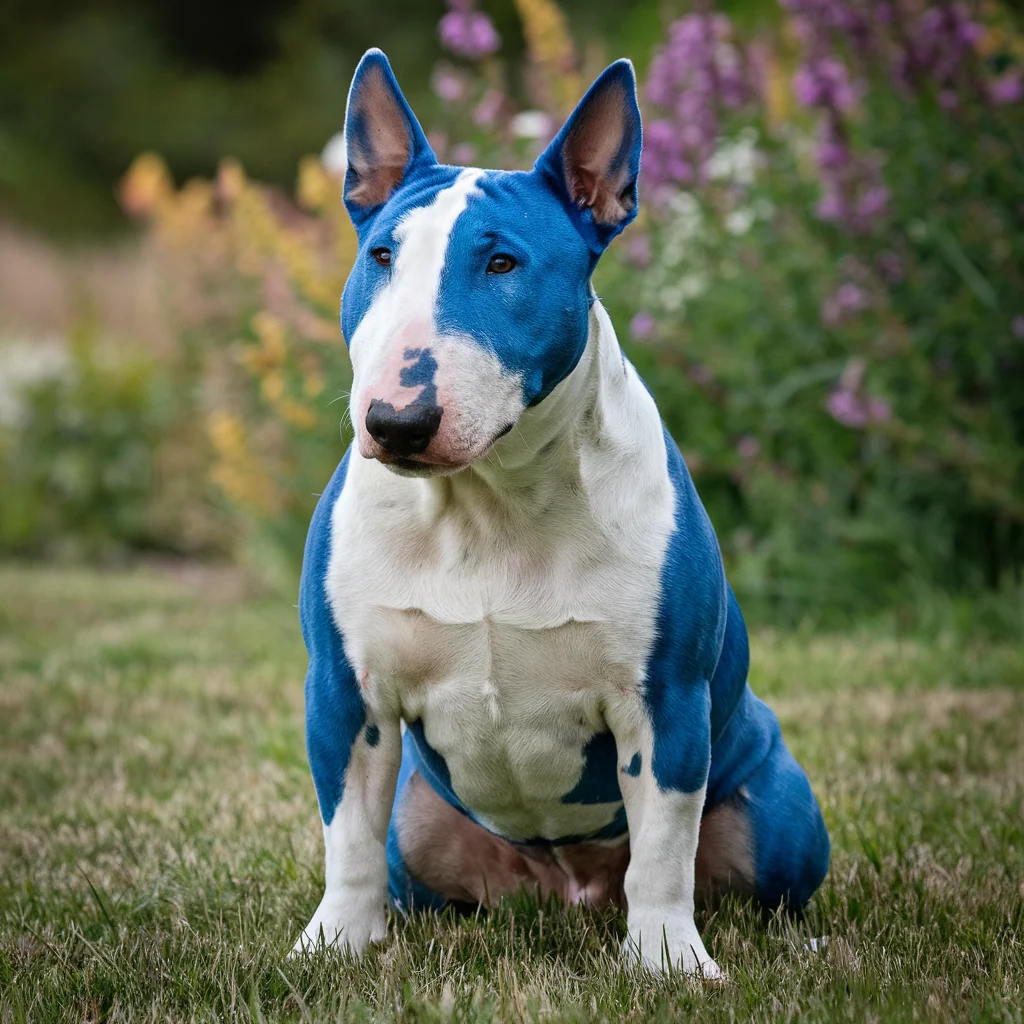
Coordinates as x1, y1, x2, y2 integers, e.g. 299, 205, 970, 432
816, 188, 845, 223
642, 13, 752, 192
990, 71, 1023, 106
821, 282, 867, 325
473, 88, 504, 127
854, 184, 889, 223
431, 65, 466, 103
817, 138, 849, 171
827, 388, 867, 428
450, 142, 478, 166
827, 360, 890, 428
1012, 316, 1024, 340
622, 233, 652, 269
737, 436, 761, 460
438, 3, 500, 61
876, 250, 903, 284
794, 57, 856, 112
865, 396, 891, 423
629, 311, 656, 340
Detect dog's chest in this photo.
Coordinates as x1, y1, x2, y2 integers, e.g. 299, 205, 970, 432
326, 465, 670, 838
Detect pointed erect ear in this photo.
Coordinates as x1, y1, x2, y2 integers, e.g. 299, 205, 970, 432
534, 59, 642, 252
343, 49, 435, 222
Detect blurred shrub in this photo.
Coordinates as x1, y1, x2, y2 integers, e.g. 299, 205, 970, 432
120, 0, 1023, 615
121, 152, 357, 587
0, 0, 658, 236
0, 322, 226, 559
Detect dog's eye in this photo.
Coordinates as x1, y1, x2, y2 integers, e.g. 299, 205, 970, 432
371, 247, 392, 267
487, 254, 516, 275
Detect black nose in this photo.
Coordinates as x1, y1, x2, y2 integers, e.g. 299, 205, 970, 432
365, 399, 443, 457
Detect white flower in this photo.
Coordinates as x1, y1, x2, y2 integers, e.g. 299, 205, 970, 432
725, 207, 755, 235
706, 129, 759, 186
511, 111, 553, 140
320, 132, 348, 178
0, 336, 69, 427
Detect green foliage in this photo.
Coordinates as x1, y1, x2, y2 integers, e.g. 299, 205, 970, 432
0, 0, 660, 237
0, 324, 224, 559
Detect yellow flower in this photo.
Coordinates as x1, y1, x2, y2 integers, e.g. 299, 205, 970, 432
303, 372, 325, 398
119, 152, 173, 218
208, 410, 246, 461
297, 156, 332, 211
261, 371, 286, 403
207, 410, 280, 512
514, 0, 582, 113
251, 312, 288, 363
274, 397, 318, 430
761, 44, 792, 129
218, 158, 248, 203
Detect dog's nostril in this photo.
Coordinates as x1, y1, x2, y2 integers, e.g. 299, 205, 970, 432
365, 400, 443, 458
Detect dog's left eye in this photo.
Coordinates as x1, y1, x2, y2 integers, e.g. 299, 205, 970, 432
371, 247, 392, 267
487, 254, 516, 275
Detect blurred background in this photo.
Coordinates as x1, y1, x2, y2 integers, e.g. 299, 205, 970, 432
1, 0, 1021, 628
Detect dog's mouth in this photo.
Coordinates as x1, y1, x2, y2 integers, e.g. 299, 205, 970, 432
376, 422, 516, 478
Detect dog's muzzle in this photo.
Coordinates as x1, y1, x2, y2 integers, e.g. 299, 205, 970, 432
365, 399, 443, 457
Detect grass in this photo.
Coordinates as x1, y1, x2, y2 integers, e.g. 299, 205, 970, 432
0, 563, 1022, 1022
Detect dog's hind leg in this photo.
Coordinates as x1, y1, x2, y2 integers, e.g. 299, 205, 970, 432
738, 730, 831, 912
701, 708, 830, 912
693, 798, 757, 907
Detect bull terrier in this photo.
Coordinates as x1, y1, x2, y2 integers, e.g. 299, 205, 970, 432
293, 49, 830, 976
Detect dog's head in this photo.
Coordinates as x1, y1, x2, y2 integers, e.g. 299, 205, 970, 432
339, 49, 642, 477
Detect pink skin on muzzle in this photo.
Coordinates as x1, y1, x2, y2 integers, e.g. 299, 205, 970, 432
355, 340, 472, 470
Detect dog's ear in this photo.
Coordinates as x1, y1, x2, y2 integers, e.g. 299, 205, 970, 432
343, 49, 435, 226
534, 59, 642, 253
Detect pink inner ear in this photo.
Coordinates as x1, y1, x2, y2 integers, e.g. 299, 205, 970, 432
561, 84, 635, 227
347, 65, 412, 208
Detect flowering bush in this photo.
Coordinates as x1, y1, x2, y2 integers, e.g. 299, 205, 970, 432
603, 1, 1023, 612
119, 151, 357, 583
120, 0, 1023, 611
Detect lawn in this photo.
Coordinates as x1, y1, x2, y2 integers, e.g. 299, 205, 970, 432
1, 563, 1022, 1022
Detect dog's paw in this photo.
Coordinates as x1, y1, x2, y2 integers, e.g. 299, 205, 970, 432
290, 892, 386, 959
622, 919, 723, 981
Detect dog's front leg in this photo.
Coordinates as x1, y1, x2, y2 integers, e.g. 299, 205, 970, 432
607, 686, 720, 979
293, 713, 401, 956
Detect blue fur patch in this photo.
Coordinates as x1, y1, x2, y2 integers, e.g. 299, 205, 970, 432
298, 450, 366, 825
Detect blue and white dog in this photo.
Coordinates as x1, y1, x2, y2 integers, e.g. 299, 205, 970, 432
294, 49, 830, 977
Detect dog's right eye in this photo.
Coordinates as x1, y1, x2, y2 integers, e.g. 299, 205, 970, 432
370, 247, 392, 267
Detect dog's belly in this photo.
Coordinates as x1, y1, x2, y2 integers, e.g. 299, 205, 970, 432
358, 604, 638, 841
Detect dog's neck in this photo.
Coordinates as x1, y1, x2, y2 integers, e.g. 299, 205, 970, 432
419, 299, 639, 532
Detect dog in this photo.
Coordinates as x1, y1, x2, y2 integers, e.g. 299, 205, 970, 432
293, 49, 830, 977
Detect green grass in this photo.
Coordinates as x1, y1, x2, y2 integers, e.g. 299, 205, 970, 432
1, 563, 1022, 1022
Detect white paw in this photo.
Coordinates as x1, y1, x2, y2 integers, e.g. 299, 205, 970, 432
290, 892, 386, 958
623, 920, 723, 980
